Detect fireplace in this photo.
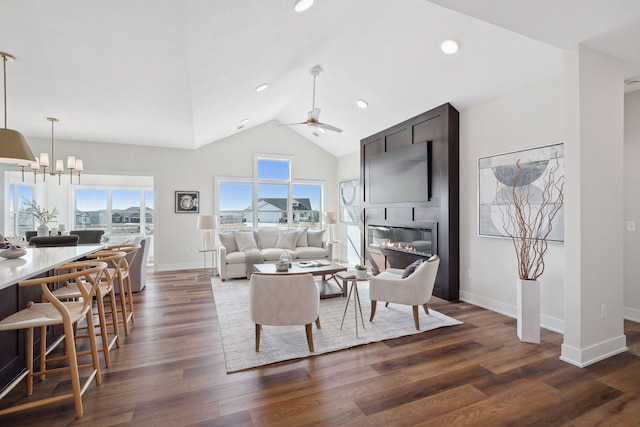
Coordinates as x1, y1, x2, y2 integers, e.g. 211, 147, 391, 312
367, 223, 437, 258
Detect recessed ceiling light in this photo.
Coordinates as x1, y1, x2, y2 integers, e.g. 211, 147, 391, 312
356, 99, 369, 109
441, 39, 459, 55
294, 0, 313, 12
255, 83, 268, 92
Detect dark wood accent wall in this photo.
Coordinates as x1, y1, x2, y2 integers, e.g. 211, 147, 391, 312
361, 103, 459, 300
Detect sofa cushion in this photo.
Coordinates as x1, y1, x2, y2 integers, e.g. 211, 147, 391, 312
262, 248, 299, 261
257, 229, 278, 249
296, 228, 308, 247
226, 251, 246, 264
219, 231, 238, 253
307, 229, 325, 248
234, 231, 258, 252
295, 246, 329, 260
275, 229, 300, 250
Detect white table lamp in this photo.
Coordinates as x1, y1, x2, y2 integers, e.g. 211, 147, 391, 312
325, 211, 337, 241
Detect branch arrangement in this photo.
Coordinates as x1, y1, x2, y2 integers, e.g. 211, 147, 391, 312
498, 156, 564, 281
22, 198, 59, 226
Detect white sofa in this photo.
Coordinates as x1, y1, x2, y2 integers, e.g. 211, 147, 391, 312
218, 228, 333, 281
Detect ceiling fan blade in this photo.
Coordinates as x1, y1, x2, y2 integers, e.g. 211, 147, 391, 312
316, 122, 343, 133
278, 121, 310, 126
308, 108, 321, 121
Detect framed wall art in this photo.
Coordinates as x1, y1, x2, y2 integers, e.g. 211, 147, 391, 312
339, 179, 360, 223
175, 191, 199, 213
478, 143, 564, 241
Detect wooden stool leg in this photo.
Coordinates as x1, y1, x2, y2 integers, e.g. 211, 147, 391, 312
63, 321, 84, 418
26, 327, 33, 396
116, 275, 130, 335
85, 310, 102, 386
108, 288, 120, 348
95, 293, 110, 367
125, 275, 135, 323
39, 322, 46, 381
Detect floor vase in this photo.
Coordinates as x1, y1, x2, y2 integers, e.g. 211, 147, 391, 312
517, 279, 540, 343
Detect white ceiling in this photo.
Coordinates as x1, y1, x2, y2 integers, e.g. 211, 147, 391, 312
1, 0, 639, 158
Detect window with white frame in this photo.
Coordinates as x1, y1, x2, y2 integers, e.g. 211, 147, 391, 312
218, 157, 323, 230
74, 187, 154, 239
7, 183, 34, 237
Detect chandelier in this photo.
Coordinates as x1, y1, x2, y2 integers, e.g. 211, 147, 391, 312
19, 117, 84, 184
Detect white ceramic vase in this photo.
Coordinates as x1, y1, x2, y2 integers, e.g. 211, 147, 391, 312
37, 224, 49, 237
356, 269, 368, 280
517, 278, 540, 343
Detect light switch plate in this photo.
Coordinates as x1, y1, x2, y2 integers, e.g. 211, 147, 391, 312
627, 221, 636, 232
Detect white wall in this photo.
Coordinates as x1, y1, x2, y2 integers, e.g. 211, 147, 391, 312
459, 77, 566, 332
624, 90, 640, 322
1, 120, 338, 271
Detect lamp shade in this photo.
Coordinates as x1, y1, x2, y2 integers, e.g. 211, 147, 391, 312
0, 128, 36, 165
325, 212, 338, 224
197, 214, 216, 230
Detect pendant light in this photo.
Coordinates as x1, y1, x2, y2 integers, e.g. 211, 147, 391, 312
0, 52, 36, 165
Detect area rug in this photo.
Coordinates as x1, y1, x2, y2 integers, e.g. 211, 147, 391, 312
211, 278, 462, 373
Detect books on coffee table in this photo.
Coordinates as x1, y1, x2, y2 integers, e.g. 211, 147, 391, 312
295, 260, 332, 268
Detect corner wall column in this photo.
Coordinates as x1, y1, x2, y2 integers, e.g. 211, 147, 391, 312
561, 44, 627, 367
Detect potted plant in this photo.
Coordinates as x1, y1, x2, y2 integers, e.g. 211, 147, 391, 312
498, 154, 564, 343
355, 264, 368, 280
22, 199, 59, 237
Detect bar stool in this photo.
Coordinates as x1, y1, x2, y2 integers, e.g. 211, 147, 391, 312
0, 260, 107, 418
50, 250, 126, 367
105, 243, 140, 335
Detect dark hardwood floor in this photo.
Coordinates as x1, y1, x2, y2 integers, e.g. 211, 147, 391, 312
1, 269, 639, 426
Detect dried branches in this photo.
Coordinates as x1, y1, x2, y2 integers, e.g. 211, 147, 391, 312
498, 156, 564, 280
22, 198, 59, 226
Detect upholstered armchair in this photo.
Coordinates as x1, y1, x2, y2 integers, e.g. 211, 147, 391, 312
369, 255, 440, 330
249, 272, 321, 352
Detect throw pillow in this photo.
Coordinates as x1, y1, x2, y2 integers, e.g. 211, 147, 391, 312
234, 231, 258, 252
307, 229, 325, 248
296, 228, 308, 247
402, 259, 423, 278
275, 229, 300, 250
219, 231, 238, 253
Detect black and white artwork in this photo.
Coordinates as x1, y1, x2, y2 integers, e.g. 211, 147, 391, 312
339, 179, 360, 224
478, 143, 564, 241
175, 191, 199, 213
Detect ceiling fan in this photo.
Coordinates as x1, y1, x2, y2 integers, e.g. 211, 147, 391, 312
282, 65, 343, 134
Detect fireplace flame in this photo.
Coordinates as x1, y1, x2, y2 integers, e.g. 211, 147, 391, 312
381, 240, 417, 253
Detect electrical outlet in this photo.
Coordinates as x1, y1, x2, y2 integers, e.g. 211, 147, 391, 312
601, 304, 607, 319
184, 248, 190, 255
627, 221, 636, 232
467, 269, 472, 279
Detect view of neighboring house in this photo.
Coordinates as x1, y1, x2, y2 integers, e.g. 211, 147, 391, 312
223, 198, 320, 226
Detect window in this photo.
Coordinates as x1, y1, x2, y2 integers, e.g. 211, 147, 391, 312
8, 183, 34, 237
74, 187, 153, 240
217, 157, 323, 230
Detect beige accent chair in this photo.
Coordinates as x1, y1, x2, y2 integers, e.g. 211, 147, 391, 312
249, 273, 321, 352
0, 260, 106, 418
369, 255, 440, 330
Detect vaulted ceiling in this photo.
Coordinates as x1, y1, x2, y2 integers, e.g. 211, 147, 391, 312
2, 0, 640, 158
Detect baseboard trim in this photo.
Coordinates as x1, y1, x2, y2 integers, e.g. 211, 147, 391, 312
624, 306, 640, 323
560, 335, 628, 368
459, 290, 564, 334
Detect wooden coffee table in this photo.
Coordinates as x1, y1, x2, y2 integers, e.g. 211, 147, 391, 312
253, 261, 348, 298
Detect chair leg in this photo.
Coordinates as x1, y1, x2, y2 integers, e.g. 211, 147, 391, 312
125, 275, 135, 322
385, 302, 389, 307
116, 276, 130, 335
305, 323, 314, 352
315, 316, 321, 329
412, 306, 420, 330
255, 324, 261, 352
26, 327, 33, 396
39, 321, 46, 381
108, 288, 121, 348
423, 303, 429, 315
95, 294, 110, 367
63, 321, 84, 418
369, 300, 377, 321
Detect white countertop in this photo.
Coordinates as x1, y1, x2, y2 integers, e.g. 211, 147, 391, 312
0, 245, 104, 290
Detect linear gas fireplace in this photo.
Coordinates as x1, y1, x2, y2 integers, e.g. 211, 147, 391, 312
367, 223, 437, 258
